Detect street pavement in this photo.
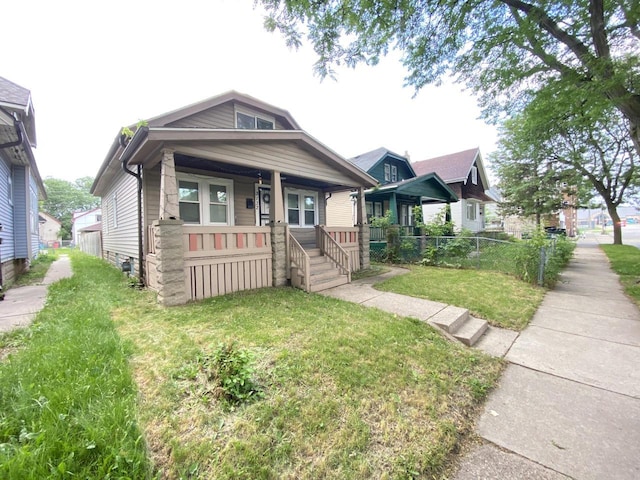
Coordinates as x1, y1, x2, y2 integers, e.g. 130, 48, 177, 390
454, 233, 640, 479
0, 255, 73, 333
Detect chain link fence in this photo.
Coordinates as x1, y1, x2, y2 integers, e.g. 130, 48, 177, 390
370, 228, 573, 287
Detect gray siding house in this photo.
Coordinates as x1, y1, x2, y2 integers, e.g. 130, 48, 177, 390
0, 77, 45, 288
92, 91, 376, 305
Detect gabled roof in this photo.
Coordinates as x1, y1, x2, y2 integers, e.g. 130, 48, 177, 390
79, 222, 102, 233
0, 76, 31, 109
39, 212, 62, 225
366, 172, 458, 203
412, 148, 489, 188
72, 207, 101, 222
146, 90, 301, 130
349, 147, 416, 177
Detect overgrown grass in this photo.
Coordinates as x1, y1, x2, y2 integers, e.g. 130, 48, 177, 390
0, 252, 154, 478
374, 266, 545, 330
115, 288, 503, 479
600, 244, 640, 306
12, 250, 59, 287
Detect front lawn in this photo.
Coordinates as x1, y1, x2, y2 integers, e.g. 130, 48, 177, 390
374, 265, 545, 330
1, 253, 504, 479
600, 244, 640, 306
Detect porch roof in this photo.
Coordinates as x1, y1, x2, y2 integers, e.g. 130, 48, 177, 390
92, 126, 376, 195
365, 172, 458, 203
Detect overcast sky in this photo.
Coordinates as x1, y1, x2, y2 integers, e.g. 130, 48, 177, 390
4, 0, 498, 183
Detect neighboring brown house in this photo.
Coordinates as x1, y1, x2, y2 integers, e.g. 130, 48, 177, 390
91, 91, 376, 305
412, 148, 494, 232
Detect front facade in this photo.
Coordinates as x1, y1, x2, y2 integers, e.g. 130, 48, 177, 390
412, 148, 494, 233
0, 77, 45, 287
348, 148, 458, 227
92, 91, 376, 305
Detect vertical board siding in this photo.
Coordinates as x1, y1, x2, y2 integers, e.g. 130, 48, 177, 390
182, 226, 272, 301
0, 157, 15, 262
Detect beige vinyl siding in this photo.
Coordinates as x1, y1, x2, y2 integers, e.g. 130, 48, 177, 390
165, 102, 288, 130
102, 169, 140, 264
167, 102, 235, 129
326, 190, 354, 227
143, 164, 161, 240
170, 142, 358, 186
233, 178, 257, 226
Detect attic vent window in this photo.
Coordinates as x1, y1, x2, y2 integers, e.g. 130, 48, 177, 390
236, 111, 274, 130
471, 166, 478, 185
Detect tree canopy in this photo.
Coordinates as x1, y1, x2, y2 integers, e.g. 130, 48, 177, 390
492, 81, 639, 244
260, 0, 640, 153
40, 177, 100, 240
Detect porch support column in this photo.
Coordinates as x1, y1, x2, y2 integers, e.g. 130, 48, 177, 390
159, 148, 180, 220
271, 224, 288, 286
153, 219, 187, 306
270, 170, 285, 223
389, 192, 398, 224
356, 187, 370, 270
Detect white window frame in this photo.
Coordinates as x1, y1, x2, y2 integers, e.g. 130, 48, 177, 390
384, 163, 390, 182
235, 107, 275, 130
466, 202, 477, 221
391, 165, 398, 182
177, 174, 235, 226
471, 165, 478, 185
285, 188, 318, 228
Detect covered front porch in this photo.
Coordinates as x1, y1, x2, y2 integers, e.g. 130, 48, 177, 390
124, 128, 376, 305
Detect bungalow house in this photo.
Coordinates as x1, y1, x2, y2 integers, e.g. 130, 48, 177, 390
348, 148, 457, 228
412, 148, 494, 232
0, 76, 45, 288
91, 91, 377, 305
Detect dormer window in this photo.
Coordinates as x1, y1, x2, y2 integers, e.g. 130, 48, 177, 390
236, 111, 274, 130
471, 165, 478, 185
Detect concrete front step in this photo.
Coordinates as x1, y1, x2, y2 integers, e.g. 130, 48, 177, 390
429, 305, 488, 347
309, 275, 349, 292
453, 317, 489, 346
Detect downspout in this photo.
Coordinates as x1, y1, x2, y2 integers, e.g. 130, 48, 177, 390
0, 108, 24, 149
121, 144, 144, 287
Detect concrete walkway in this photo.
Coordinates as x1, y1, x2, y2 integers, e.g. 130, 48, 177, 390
454, 233, 640, 480
0, 255, 73, 333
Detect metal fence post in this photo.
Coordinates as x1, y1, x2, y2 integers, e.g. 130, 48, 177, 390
538, 246, 546, 286
476, 236, 480, 269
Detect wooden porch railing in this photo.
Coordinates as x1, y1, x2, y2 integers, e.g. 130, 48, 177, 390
288, 232, 311, 292
318, 226, 360, 272
316, 226, 351, 280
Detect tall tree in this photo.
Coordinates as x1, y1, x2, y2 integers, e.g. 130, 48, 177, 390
40, 178, 100, 240
260, 1, 640, 154
493, 83, 638, 244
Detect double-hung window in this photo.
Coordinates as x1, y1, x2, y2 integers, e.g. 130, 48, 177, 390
178, 175, 234, 225
471, 166, 478, 185
466, 202, 477, 221
285, 188, 317, 227
391, 165, 398, 182
384, 164, 390, 182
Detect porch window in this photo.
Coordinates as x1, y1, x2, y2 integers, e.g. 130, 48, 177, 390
391, 165, 397, 182
366, 201, 373, 222
236, 110, 274, 130
178, 175, 234, 225
285, 188, 318, 227
401, 204, 413, 226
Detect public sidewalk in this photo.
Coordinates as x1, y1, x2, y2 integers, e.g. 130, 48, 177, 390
0, 255, 73, 333
454, 233, 640, 479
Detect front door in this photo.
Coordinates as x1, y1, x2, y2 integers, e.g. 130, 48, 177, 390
256, 185, 271, 226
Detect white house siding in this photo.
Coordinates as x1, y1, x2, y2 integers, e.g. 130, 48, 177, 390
0, 157, 15, 263
326, 190, 355, 227
72, 209, 102, 242
460, 200, 485, 232
423, 201, 487, 233
101, 169, 140, 273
